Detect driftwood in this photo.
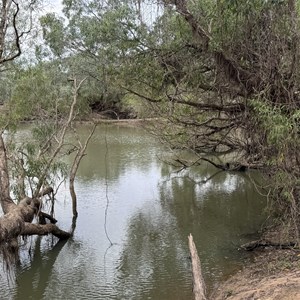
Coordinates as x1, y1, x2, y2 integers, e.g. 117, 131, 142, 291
188, 234, 207, 300
241, 239, 298, 251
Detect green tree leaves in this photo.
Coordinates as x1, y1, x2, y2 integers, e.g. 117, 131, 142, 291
40, 13, 66, 57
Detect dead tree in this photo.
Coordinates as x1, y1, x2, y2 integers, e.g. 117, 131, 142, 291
188, 234, 207, 300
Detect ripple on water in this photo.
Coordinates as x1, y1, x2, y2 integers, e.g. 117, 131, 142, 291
0, 125, 266, 300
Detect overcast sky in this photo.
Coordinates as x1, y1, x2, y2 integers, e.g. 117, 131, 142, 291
43, 0, 64, 16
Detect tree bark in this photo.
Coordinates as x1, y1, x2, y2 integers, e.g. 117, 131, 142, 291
188, 234, 207, 300
0, 133, 70, 246
22, 223, 70, 239
69, 123, 96, 217
0, 134, 15, 214
0, 196, 70, 243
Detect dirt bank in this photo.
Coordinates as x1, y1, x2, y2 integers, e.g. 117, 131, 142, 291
79, 112, 157, 126
211, 248, 300, 300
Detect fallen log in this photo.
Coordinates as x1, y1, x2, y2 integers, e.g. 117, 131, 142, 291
188, 234, 207, 300
241, 239, 298, 251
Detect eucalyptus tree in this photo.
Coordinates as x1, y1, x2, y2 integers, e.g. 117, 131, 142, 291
0, 1, 97, 268
39, 0, 300, 240
39, 0, 144, 118
117, 0, 300, 240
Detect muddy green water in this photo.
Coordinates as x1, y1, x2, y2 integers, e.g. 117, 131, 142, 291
0, 124, 266, 300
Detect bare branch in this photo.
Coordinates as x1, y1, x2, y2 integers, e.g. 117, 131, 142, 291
22, 223, 71, 239
70, 123, 97, 217
122, 86, 162, 103
33, 77, 87, 197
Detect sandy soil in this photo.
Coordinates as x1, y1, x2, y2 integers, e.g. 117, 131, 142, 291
211, 248, 300, 300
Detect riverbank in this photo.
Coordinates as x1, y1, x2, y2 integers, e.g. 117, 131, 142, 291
211, 247, 300, 299
62, 112, 153, 129
211, 226, 300, 299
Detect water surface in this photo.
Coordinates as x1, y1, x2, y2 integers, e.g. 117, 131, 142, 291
0, 124, 266, 300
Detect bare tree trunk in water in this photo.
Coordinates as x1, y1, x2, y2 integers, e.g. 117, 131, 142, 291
69, 123, 96, 217
0, 76, 98, 271
0, 132, 71, 247
0, 132, 70, 268
68, 79, 96, 218
188, 234, 207, 300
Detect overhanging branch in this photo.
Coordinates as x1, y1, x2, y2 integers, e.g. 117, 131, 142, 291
22, 223, 71, 239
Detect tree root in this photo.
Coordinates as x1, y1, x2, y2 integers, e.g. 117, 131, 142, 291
241, 239, 298, 251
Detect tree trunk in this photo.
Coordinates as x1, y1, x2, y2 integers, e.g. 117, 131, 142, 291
0, 134, 15, 214
0, 196, 70, 244
0, 78, 89, 264
0, 133, 70, 247
69, 123, 96, 217
188, 234, 207, 300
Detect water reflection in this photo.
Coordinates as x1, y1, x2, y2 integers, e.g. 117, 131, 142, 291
0, 124, 266, 300
115, 167, 265, 299
15, 238, 71, 300
73, 125, 157, 181
116, 205, 191, 300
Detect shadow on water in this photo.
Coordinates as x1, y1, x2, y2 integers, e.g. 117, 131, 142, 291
114, 166, 266, 299
13, 238, 70, 300
1, 216, 79, 300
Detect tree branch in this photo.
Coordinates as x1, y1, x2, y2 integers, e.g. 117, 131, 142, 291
0, 134, 15, 213
122, 86, 162, 103
70, 123, 97, 217
22, 223, 71, 239
33, 77, 87, 197
172, 0, 210, 48
39, 212, 57, 224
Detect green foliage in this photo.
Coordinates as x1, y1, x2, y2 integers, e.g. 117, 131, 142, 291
1, 0, 299, 234
252, 101, 297, 146
9, 137, 68, 200
8, 63, 72, 121
39, 2, 140, 117
40, 13, 66, 57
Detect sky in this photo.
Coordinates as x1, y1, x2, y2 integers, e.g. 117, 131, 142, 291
43, 0, 64, 16
41, 0, 161, 24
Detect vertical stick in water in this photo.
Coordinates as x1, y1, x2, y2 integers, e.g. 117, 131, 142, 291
188, 234, 207, 300
104, 124, 113, 246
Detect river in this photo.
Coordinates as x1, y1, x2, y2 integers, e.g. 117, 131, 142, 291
0, 124, 266, 300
